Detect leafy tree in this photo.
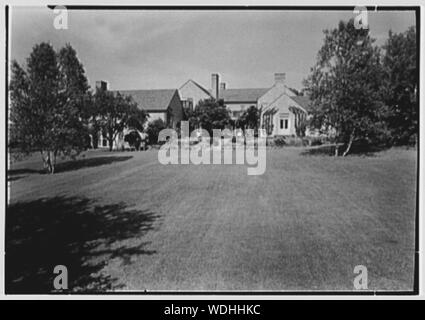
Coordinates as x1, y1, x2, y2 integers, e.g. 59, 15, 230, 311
189, 99, 231, 137
146, 118, 166, 144
303, 19, 386, 156
236, 105, 261, 130
93, 90, 147, 151
10, 42, 90, 173
382, 26, 417, 145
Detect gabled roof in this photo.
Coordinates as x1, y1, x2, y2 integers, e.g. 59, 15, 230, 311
218, 88, 270, 103
179, 79, 213, 98
262, 92, 312, 114
290, 95, 312, 112
114, 89, 177, 111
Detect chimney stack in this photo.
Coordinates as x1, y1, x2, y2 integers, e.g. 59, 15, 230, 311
274, 73, 286, 85
96, 80, 108, 91
211, 73, 219, 99
220, 82, 226, 91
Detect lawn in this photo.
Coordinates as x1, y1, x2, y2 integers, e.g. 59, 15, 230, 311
6, 146, 417, 292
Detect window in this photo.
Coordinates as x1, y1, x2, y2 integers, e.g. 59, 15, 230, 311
280, 118, 288, 129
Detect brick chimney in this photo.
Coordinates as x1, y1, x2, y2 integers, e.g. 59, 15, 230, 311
274, 73, 286, 85
220, 82, 226, 91
211, 73, 219, 99
95, 80, 108, 91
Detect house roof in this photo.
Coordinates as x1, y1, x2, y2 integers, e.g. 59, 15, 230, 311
218, 88, 270, 103
179, 79, 213, 98
113, 89, 177, 111
290, 95, 312, 112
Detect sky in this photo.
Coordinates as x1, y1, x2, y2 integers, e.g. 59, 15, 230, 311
10, 7, 416, 91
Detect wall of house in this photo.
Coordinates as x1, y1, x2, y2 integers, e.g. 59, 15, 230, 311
96, 131, 126, 149
168, 91, 184, 128
225, 102, 257, 120
272, 109, 296, 136
258, 84, 286, 129
257, 83, 285, 109
262, 94, 304, 136
179, 81, 211, 109
146, 111, 167, 125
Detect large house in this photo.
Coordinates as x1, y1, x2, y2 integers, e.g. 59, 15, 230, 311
94, 72, 311, 149
94, 81, 184, 149
179, 73, 311, 136
178, 79, 212, 112
115, 89, 184, 129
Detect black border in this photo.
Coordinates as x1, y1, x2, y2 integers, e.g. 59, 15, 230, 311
4, 4, 420, 296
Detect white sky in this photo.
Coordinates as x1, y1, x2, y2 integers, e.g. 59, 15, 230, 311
10, 7, 416, 91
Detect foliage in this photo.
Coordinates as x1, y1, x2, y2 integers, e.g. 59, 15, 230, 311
92, 90, 148, 151
146, 119, 166, 145
188, 99, 231, 136
303, 19, 387, 156
9, 43, 90, 173
382, 26, 417, 145
236, 105, 261, 130
124, 131, 142, 150
274, 136, 286, 147
308, 137, 323, 146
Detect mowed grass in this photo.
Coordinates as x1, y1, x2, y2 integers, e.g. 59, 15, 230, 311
7, 146, 417, 292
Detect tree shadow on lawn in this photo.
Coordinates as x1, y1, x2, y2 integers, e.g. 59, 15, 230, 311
300, 143, 389, 157
6, 196, 159, 293
8, 156, 133, 181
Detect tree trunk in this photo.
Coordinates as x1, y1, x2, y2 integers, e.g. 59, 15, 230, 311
342, 129, 356, 157
41, 151, 56, 174
92, 132, 98, 149
334, 144, 339, 157
108, 131, 112, 151
51, 150, 57, 174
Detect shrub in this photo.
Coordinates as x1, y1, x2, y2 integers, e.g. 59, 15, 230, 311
124, 131, 142, 150
310, 137, 323, 146
274, 136, 286, 147
146, 119, 166, 145
287, 137, 305, 147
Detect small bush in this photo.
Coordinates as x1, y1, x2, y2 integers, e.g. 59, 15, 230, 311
285, 137, 304, 147
274, 136, 286, 147
310, 137, 323, 146
124, 131, 142, 150
146, 119, 166, 145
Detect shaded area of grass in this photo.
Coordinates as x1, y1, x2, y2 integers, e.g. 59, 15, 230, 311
8, 156, 133, 181
6, 196, 159, 293
300, 143, 391, 157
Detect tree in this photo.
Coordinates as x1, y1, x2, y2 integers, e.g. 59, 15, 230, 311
10, 42, 90, 173
124, 131, 142, 150
383, 26, 417, 145
93, 90, 147, 151
190, 99, 231, 137
146, 119, 166, 144
236, 105, 261, 130
303, 19, 386, 156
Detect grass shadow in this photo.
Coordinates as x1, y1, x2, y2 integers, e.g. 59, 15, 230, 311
6, 196, 159, 293
54, 156, 133, 173
300, 143, 389, 157
8, 156, 133, 180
